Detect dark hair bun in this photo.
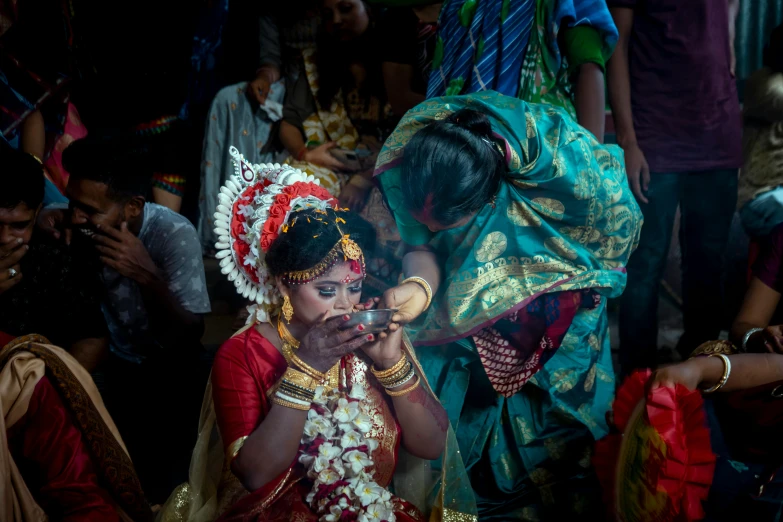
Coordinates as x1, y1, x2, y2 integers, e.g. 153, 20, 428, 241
446, 108, 493, 139
265, 208, 376, 279
400, 107, 505, 227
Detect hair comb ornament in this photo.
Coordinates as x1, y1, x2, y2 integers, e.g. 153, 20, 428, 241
213, 146, 338, 323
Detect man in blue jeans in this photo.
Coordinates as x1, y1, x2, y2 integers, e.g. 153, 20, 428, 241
607, 0, 742, 372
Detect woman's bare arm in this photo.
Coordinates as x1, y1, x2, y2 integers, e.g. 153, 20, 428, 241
574, 62, 606, 142
730, 277, 781, 351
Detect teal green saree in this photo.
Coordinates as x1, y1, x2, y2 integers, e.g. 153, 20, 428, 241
375, 92, 642, 519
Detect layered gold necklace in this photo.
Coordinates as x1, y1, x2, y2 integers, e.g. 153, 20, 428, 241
277, 316, 340, 391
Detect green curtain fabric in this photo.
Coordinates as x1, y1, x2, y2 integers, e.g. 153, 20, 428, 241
735, 0, 783, 82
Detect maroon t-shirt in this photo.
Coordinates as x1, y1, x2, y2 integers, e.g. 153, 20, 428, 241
609, 0, 742, 172
753, 225, 783, 294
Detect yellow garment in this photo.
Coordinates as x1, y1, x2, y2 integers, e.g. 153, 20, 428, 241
739, 68, 783, 209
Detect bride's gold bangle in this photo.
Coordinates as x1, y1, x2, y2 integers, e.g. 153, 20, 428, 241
386, 375, 420, 397
371, 355, 408, 380
401, 276, 433, 311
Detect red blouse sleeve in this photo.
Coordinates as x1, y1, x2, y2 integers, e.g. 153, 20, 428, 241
212, 327, 287, 453
6, 376, 120, 522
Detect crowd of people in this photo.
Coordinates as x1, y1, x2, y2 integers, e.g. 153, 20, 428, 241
2, 0, 783, 520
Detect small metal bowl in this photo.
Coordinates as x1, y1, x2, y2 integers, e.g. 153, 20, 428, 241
340, 309, 397, 331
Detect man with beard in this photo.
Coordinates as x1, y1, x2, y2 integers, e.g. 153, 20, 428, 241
62, 135, 211, 503
0, 144, 107, 368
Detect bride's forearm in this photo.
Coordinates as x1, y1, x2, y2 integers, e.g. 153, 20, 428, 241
402, 248, 441, 295
232, 405, 308, 491
391, 380, 448, 460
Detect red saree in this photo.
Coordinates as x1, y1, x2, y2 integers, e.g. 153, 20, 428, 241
210, 326, 425, 522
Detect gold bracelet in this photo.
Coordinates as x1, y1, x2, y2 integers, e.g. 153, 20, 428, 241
272, 395, 311, 411
385, 366, 416, 389
386, 375, 421, 397
377, 361, 413, 387
288, 352, 328, 382
279, 382, 316, 402
371, 355, 408, 380
702, 353, 731, 394
282, 367, 318, 391
375, 359, 411, 385
401, 276, 433, 311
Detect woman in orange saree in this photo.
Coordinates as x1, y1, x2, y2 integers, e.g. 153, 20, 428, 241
159, 151, 477, 521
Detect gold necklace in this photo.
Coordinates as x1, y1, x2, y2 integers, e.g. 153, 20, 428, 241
277, 316, 340, 391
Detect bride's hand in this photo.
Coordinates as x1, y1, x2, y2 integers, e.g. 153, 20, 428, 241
296, 313, 375, 373
383, 282, 428, 325
362, 327, 404, 370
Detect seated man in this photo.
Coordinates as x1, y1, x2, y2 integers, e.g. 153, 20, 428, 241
0, 145, 107, 371
62, 135, 211, 503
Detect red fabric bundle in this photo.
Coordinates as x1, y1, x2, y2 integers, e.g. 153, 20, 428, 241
594, 370, 716, 521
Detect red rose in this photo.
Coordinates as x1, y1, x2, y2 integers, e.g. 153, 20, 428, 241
230, 217, 245, 238
268, 203, 287, 220
260, 234, 275, 252
237, 241, 250, 257
274, 193, 292, 207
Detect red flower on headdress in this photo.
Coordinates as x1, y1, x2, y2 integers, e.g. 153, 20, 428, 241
259, 182, 337, 252
283, 181, 337, 206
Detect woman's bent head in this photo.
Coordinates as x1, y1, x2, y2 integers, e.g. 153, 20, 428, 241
267, 208, 375, 326
400, 108, 505, 232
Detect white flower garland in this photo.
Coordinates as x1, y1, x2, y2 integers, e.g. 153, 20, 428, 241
299, 383, 396, 522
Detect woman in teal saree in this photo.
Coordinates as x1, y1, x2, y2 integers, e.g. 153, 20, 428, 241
374, 91, 642, 519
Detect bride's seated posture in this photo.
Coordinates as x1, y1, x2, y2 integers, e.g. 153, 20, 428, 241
160, 150, 470, 522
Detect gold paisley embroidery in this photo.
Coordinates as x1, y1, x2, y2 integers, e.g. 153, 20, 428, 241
515, 416, 536, 445
529, 467, 555, 486
596, 366, 613, 383
474, 231, 508, 263
530, 197, 565, 220
588, 333, 600, 352
544, 437, 566, 461
507, 201, 542, 227
551, 369, 577, 392
577, 403, 599, 431
584, 364, 596, 392
544, 236, 578, 260
560, 225, 601, 245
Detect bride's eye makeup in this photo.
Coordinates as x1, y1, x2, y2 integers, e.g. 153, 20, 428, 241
317, 284, 363, 297
318, 286, 337, 297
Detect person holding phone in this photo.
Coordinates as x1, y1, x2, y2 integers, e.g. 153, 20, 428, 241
158, 158, 476, 521
278, 0, 404, 290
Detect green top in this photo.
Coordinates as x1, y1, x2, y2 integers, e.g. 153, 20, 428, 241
562, 25, 606, 76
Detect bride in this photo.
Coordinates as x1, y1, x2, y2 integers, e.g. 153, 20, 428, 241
158, 148, 476, 521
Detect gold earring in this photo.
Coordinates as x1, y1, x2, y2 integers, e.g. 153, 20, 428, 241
282, 296, 294, 324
